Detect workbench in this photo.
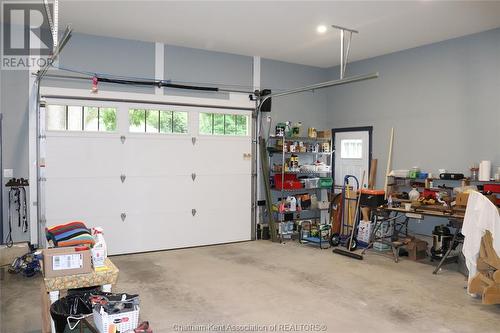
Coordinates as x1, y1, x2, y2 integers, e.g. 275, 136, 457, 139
41, 258, 119, 333
361, 205, 465, 273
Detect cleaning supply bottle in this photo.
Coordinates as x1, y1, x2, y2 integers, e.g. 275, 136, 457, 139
91, 227, 107, 269
288, 196, 297, 212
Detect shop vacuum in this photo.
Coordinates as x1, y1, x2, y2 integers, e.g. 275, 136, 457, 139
431, 225, 461, 260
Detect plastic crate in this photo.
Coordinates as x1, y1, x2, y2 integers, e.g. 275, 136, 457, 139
319, 177, 333, 188
93, 305, 140, 333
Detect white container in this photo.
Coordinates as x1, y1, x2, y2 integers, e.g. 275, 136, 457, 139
93, 306, 140, 333
287, 196, 297, 212
479, 160, 491, 181
317, 165, 331, 172
304, 178, 319, 189
389, 170, 409, 178
357, 220, 372, 244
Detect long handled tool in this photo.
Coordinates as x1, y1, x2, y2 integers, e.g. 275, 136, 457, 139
347, 171, 366, 251
332, 171, 365, 260
383, 128, 394, 199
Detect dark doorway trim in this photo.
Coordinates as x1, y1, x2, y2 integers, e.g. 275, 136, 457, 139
331, 126, 373, 186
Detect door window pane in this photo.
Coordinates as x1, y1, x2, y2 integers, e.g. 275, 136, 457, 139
67, 106, 83, 131
235, 115, 248, 135
340, 139, 362, 159
46, 105, 66, 130
213, 114, 225, 135
160, 111, 173, 133
198, 112, 248, 136
99, 108, 117, 132
224, 114, 236, 135
84, 107, 99, 131
172, 111, 188, 133
129, 109, 145, 133
199, 112, 213, 134
146, 110, 160, 133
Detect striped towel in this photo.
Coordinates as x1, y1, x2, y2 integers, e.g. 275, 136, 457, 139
45, 221, 95, 247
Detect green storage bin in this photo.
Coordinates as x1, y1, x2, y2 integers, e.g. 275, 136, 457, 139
319, 177, 333, 188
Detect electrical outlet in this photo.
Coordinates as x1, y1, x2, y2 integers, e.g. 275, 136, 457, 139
3, 169, 13, 178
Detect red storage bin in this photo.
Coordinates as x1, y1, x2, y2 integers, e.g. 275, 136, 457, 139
484, 184, 500, 193
274, 174, 303, 190
484, 184, 500, 206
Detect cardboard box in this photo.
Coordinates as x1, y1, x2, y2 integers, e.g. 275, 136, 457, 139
357, 220, 373, 245
455, 192, 469, 207
406, 237, 428, 261
317, 130, 331, 138
42, 247, 92, 278
455, 192, 496, 207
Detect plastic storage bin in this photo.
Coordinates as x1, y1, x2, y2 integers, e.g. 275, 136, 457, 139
319, 177, 333, 188
274, 174, 303, 190
304, 178, 319, 189
93, 306, 140, 333
359, 189, 386, 207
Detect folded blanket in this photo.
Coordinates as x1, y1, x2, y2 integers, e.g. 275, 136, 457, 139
46, 221, 95, 247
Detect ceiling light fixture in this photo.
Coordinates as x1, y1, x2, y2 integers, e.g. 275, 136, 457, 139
316, 25, 327, 34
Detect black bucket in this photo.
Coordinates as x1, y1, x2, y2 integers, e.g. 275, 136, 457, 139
50, 294, 92, 333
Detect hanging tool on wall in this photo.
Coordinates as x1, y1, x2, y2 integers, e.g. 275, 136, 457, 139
5, 178, 29, 247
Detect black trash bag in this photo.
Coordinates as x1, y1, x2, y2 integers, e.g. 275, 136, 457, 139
50, 294, 92, 333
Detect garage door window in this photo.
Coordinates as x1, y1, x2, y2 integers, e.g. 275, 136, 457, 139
199, 113, 248, 136
46, 105, 117, 132
129, 109, 188, 134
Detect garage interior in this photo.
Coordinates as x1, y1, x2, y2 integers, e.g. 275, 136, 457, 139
0, 1, 499, 333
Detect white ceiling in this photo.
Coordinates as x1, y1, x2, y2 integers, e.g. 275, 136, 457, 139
56, 0, 500, 68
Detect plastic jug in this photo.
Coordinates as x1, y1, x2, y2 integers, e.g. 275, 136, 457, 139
287, 196, 297, 212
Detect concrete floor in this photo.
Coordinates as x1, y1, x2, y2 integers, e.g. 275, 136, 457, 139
1, 240, 500, 333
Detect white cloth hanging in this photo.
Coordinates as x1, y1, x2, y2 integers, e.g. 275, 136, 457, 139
461, 191, 500, 286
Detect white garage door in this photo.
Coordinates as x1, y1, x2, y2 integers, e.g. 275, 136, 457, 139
41, 100, 252, 255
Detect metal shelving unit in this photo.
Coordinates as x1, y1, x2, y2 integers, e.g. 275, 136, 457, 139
267, 134, 333, 246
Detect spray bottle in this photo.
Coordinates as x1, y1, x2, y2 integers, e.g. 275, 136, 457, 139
91, 227, 107, 269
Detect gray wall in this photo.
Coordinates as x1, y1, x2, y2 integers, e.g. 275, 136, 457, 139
0, 70, 29, 243
326, 28, 500, 234
43, 33, 156, 93
165, 44, 253, 98
261, 58, 329, 131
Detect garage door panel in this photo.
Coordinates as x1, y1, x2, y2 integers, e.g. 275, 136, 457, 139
193, 138, 251, 175
123, 137, 193, 176
121, 176, 193, 212
113, 211, 196, 255
189, 206, 251, 245
45, 177, 123, 221
193, 174, 251, 211
43, 106, 253, 255
45, 136, 122, 178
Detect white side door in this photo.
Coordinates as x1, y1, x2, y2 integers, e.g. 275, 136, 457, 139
334, 130, 370, 189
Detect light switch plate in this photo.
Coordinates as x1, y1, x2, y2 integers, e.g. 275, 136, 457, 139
3, 169, 13, 178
